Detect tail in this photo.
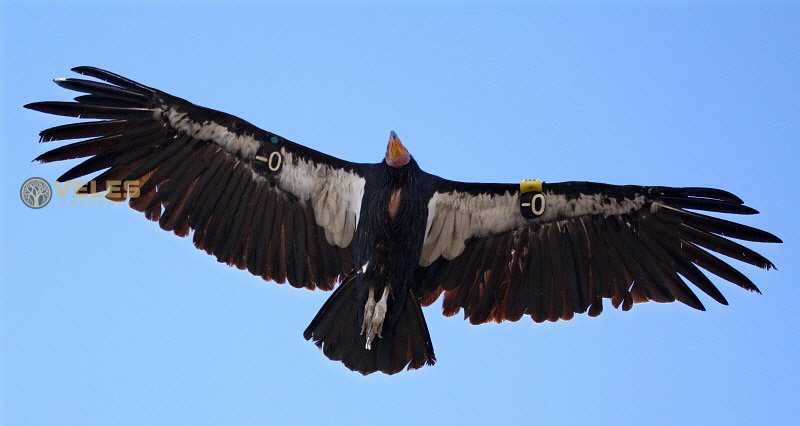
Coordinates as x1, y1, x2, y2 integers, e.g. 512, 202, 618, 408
303, 277, 436, 375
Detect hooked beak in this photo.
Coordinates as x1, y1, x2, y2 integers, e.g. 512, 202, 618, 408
385, 131, 410, 168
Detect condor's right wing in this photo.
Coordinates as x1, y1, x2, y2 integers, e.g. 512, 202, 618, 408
414, 177, 781, 324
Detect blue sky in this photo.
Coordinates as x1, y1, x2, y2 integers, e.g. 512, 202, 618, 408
2, 2, 798, 425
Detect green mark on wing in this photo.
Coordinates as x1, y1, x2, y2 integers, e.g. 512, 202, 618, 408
270, 136, 280, 144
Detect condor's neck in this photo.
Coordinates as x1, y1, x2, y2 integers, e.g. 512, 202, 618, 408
381, 159, 420, 187
360, 160, 428, 219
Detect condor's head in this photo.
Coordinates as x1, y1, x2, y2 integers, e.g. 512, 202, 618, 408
384, 131, 411, 168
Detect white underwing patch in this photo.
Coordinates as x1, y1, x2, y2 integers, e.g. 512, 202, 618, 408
420, 191, 526, 266
158, 106, 260, 159
420, 189, 646, 266
540, 192, 646, 222
278, 150, 365, 248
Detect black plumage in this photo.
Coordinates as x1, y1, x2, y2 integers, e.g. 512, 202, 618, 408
26, 67, 781, 375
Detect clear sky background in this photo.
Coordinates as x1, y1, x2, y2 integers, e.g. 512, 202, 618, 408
2, 2, 798, 425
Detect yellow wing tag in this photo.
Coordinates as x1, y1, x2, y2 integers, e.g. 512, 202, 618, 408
519, 180, 545, 218
520, 179, 543, 193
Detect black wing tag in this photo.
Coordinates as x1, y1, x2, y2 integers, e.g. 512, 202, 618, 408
253, 136, 284, 177
519, 179, 545, 219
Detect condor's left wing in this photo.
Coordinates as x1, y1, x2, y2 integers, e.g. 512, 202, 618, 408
26, 67, 368, 290
414, 177, 781, 324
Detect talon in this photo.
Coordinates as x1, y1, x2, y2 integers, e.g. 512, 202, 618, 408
362, 285, 390, 350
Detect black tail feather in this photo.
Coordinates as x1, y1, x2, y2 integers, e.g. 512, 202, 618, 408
304, 277, 436, 375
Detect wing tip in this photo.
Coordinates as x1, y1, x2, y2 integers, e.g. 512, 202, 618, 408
71, 65, 100, 74
739, 205, 760, 215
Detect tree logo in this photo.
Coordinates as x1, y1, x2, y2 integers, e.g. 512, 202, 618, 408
20, 177, 52, 209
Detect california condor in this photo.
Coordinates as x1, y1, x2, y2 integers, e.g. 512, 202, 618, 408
25, 67, 782, 375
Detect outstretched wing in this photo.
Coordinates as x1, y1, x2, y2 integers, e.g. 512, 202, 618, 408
415, 178, 781, 324
26, 67, 368, 290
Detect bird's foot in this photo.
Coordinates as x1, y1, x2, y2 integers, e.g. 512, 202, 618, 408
361, 285, 390, 350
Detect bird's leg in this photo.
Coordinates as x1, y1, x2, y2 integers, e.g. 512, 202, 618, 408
361, 287, 376, 337
361, 285, 390, 350
371, 285, 391, 340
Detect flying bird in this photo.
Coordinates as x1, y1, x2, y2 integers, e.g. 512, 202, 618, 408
26, 67, 781, 375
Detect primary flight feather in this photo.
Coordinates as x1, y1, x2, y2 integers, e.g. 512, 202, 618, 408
26, 67, 781, 375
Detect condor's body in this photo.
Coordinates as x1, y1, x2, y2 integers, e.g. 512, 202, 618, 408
353, 157, 431, 331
